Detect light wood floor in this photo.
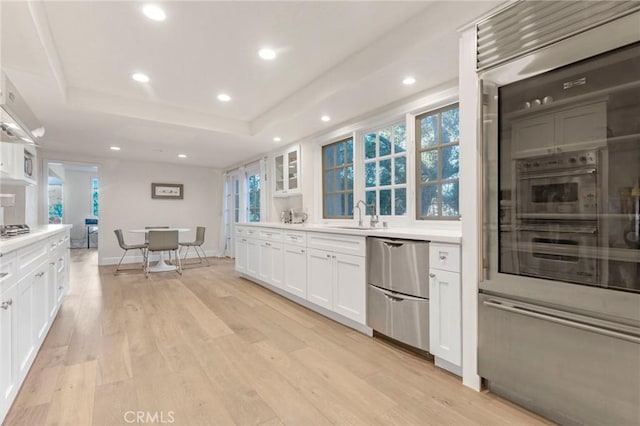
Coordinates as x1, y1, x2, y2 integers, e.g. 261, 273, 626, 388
4, 249, 550, 426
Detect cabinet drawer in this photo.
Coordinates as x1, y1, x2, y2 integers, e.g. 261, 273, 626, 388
235, 226, 247, 236
284, 231, 306, 247
307, 232, 365, 257
244, 227, 259, 238
17, 242, 48, 275
258, 228, 284, 242
0, 251, 17, 293
429, 243, 460, 273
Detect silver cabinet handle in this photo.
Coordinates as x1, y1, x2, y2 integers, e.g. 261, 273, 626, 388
58, 286, 63, 290
439, 253, 447, 260
301, 249, 305, 253
265, 242, 271, 247
51, 243, 57, 248
50, 262, 56, 266
35, 271, 45, 278
1, 298, 13, 309
332, 255, 336, 259
429, 273, 436, 278
0, 272, 8, 279
326, 254, 331, 258
483, 300, 640, 344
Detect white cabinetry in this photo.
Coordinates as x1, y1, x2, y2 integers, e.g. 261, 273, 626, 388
306, 248, 333, 310
0, 228, 70, 423
0, 143, 36, 185
429, 243, 462, 376
235, 227, 367, 329
0, 284, 17, 422
273, 145, 301, 197
511, 100, 606, 158
307, 233, 366, 324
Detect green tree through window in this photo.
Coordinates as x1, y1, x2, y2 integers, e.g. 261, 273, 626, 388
92, 178, 99, 217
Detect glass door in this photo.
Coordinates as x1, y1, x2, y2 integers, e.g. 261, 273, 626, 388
274, 154, 284, 193
287, 149, 298, 191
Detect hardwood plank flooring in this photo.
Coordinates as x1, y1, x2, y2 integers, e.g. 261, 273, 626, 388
4, 249, 551, 426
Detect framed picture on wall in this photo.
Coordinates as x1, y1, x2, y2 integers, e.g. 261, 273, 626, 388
151, 183, 184, 200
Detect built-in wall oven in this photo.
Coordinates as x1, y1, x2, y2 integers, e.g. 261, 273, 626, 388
476, 2, 640, 425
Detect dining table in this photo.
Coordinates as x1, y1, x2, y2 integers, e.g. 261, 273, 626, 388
128, 228, 190, 272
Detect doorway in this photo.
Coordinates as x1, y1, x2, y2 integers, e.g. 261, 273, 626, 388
46, 161, 100, 249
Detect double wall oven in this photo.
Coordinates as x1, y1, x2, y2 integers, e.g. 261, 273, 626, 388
476, 3, 640, 425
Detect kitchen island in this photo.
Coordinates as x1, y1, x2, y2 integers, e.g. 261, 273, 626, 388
0, 225, 71, 423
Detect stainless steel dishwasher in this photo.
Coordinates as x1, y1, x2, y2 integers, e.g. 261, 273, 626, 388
367, 237, 430, 351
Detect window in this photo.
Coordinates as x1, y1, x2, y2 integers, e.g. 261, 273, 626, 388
233, 177, 240, 223
364, 123, 407, 216
323, 137, 354, 218
91, 178, 99, 217
247, 172, 261, 222
416, 104, 460, 219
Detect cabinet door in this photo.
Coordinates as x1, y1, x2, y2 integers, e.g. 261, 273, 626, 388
258, 241, 272, 284
15, 273, 36, 382
287, 148, 299, 193
306, 248, 332, 310
274, 154, 285, 194
56, 250, 67, 305
270, 243, 284, 289
32, 264, 48, 343
332, 253, 366, 324
284, 245, 307, 298
48, 260, 58, 321
554, 101, 606, 152
0, 143, 15, 176
512, 113, 555, 158
246, 239, 260, 278
0, 285, 17, 421
235, 237, 248, 273
429, 269, 461, 366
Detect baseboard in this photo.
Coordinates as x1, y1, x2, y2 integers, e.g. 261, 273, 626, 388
435, 356, 462, 377
100, 249, 223, 265
238, 272, 373, 337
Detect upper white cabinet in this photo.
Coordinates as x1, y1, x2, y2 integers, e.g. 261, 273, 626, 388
511, 100, 607, 158
273, 145, 301, 197
0, 143, 36, 185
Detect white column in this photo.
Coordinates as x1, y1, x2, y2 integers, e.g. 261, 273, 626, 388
458, 26, 481, 391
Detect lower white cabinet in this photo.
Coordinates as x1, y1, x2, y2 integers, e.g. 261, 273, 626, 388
0, 229, 70, 423
428, 243, 462, 374
0, 284, 18, 422
235, 227, 367, 328
306, 248, 333, 309
429, 269, 461, 366
235, 237, 248, 273
246, 239, 260, 277
331, 252, 366, 324
259, 241, 283, 289
283, 244, 307, 298
306, 248, 366, 323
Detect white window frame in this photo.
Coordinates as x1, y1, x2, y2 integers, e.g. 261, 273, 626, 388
361, 121, 408, 218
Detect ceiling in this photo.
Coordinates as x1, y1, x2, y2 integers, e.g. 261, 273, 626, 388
1, 1, 500, 168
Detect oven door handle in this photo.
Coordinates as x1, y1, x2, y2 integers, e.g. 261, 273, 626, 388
518, 168, 596, 180
518, 226, 597, 234
483, 300, 640, 344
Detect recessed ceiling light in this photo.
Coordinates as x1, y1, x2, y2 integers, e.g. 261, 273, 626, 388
132, 72, 150, 83
142, 4, 166, 21
217, 93, 231, 102
273, 137, 281, 142
110, 146, 121, 151
178, 154, 187, 158
321, 115, 331, 122
402, 76, 416, 85
258, 48, 276, 60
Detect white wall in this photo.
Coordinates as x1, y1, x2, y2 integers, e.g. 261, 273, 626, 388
63, 169, 97, 246
38, 151, 224, 265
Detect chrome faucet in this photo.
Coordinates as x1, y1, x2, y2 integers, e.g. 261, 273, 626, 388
355, 200, 367, 227
369, 204, 379, 228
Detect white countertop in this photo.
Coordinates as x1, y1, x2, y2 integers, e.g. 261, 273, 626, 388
237, 222, 461, 244
0, 225, 72, 255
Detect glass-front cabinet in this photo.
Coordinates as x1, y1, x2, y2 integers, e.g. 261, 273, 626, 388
273, 145, 301, 197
